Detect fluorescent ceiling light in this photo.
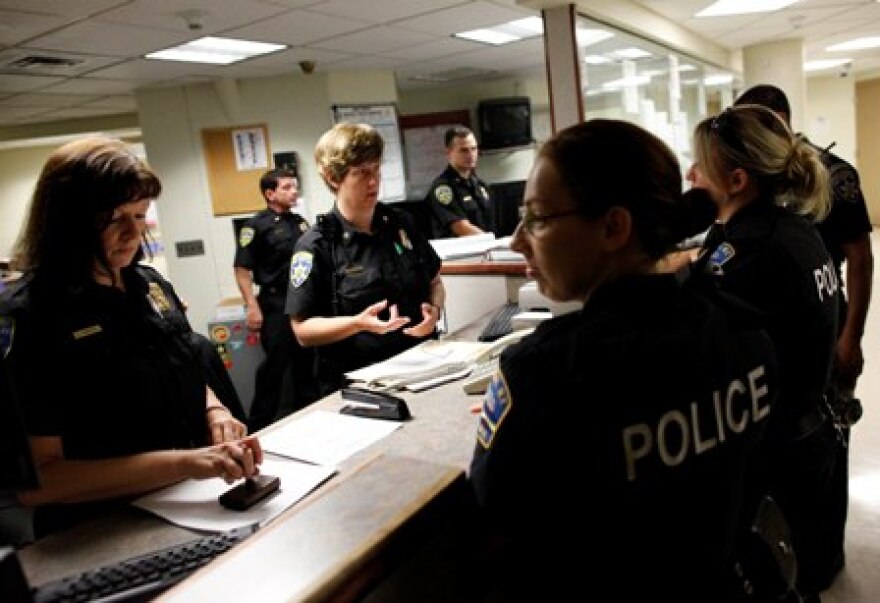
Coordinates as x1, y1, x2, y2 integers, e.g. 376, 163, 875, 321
704, 74, 734, 86
454, 16, 544, 46
804, 58, 852, 71
584, 54, 613, 65
146, 36, 285, 64
827, 37, 880, 52
612, 47, 652, 59
576, 28, 614, 47
678, 64, 697, 72
696, 0, 799, 18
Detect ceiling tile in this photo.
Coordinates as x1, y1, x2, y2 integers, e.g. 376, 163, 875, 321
0, 48, 122, 77
0, 0, 128, 18
395, 1, 534, 35
0, 9, 69, 46
0, 73, 64, 92
25, 20, 192, 56
87, 58, 222, 81
307, 0, 464, 24
1, 92, 99, 107
222, 9, 370, 45
311, 25, 436, 54
39, 77, 142, 94
97, 0, 291, 34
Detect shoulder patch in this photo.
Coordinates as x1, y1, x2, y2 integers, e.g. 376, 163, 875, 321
476, 371, 512, 449
0, 315, 14, 358
239, 226, 255, 248
434, 184, 454, 205
299, 221, 309, 232
708, 242, 735, 275
290, 251, 314, 288
829, 163, 861, 204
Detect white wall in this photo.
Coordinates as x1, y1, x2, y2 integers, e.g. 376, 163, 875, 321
805, 75, 857, 165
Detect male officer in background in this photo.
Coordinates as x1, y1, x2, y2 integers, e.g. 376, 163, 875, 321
735, 84, 874, 589
234, 168, 316, 431
425, 126, 494, 238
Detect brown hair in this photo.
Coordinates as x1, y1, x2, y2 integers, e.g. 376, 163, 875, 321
314, 123, 383, 191
13, 137, 161, 283
539, 119, 712, 259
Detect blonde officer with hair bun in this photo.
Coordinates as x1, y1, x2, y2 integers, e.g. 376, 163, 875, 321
688, 105, 841, 601
469, 119, 778, 602
285, 123, 445, 396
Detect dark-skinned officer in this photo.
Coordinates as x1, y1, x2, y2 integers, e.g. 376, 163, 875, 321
469, 119, 778, 602
688, 105, 841, 602
234, 168, 316, 431
286, 123, 445, 396
426, 125, 493, 238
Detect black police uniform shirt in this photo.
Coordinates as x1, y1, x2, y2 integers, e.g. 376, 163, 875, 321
694, 201, 840, 438
0, 265, 210, 534
811, 143, 873, 288
284, 203, 441, 391
234, 208, 310, 303
469, 274, 777, 600
426, 165, 493, 238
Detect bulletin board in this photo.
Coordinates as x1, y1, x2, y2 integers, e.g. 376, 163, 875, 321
201, 124, 271, 216
331, 104, 406, 202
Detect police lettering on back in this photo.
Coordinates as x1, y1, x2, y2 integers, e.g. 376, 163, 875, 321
815, 258, 840, 302
623, 364, 771, 482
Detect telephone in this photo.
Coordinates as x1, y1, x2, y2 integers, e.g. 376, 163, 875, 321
462, 328, 534, 395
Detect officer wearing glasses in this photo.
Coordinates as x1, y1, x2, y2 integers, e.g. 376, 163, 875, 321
469, 119, 778, 601
285, 123, 445, 396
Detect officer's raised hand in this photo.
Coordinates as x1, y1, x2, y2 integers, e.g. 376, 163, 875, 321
358, 299, 410, 335
403, 302, 440, 338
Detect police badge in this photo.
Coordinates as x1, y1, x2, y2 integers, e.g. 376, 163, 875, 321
399, 229, 413, 250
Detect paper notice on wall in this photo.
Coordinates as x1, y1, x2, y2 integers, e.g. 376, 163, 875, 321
232, 127, 268, 171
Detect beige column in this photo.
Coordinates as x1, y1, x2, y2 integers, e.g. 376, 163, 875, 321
742, 39, 806, 131
542, 4, 583, 133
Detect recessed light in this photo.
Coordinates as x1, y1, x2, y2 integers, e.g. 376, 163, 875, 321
696, 0, 799, 18
584, 54, 613, 65
827, 37, 880, 52
704, 74, 734, 86
804, 58, 852, 71
576, 28, 614, 47
612, 48, 652, 59
146, 36, 285, 64
454, 16, 544, 46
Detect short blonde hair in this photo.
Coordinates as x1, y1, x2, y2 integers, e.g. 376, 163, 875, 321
693, 105, 829, 221
314, 123, 383, 191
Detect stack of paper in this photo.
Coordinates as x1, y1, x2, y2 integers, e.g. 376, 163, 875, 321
345, 339, 489, 389
429, 233, 499, 260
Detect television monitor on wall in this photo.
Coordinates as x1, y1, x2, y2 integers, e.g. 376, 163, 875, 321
477, 97, 533, 150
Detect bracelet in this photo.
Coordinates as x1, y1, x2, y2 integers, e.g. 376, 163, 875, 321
205, 404, 228, 414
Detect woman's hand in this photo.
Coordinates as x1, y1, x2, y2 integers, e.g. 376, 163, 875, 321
187, 437, 263, 484
207, 406, 247, 443
357, 299, 410, 335
403, 302, 439, 338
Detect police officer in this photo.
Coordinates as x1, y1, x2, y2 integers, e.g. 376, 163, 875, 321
425, 126, 493, 238
286, 123, 445, 396
688, 105, 841, 601
0, 137, 260, 539
234, 168, 316, 431
734, 84, 874, 591
469, 119, 778, 602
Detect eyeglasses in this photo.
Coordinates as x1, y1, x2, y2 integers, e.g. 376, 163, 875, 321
348, 162, 382, 179
517, 205, 584, 236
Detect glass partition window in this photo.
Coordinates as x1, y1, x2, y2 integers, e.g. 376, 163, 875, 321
576, 15, 737, 172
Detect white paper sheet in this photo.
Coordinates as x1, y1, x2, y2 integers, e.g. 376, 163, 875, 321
259, 410, 402, 467
345, 339, 488, 387
132, 457, 335, 532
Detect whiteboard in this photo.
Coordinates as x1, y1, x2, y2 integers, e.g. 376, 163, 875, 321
331, 104, 406, 202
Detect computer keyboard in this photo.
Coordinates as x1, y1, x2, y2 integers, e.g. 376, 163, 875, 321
32, 523, 258, 603
479, 302, 520, 342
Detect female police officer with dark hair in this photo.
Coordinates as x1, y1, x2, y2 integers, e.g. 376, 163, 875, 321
688, 105, 840, 600
469, 119, 778, 601
0, 137, 261, 538
286, 123, 445, 396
